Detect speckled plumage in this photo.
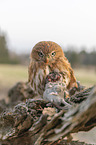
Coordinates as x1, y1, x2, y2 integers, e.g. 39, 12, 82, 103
28, 41, 77, 96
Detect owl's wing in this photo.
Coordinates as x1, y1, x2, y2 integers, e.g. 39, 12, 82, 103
67, 68, 78, 89
28, 60, 33, 82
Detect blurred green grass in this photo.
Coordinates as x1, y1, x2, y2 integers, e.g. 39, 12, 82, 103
0, 64, 96, 99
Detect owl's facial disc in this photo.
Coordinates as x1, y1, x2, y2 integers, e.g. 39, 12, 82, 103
44, 51, 56, 64
36, 49, 56, 64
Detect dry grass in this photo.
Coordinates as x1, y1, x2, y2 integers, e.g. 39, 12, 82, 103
74, 67, 96, 87
0, 64, 28, 88
0, 64, 28, 100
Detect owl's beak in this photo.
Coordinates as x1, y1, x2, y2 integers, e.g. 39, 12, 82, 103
45, 57, 49, 64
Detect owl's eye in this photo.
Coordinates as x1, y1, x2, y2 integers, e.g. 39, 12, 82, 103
38, 52, 44, 57
51, 52, 56, 56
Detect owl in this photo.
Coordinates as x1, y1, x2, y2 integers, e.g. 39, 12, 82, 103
28, 41, 77, 96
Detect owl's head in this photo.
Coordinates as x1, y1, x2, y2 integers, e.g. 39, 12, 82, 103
31, 41, 64, 65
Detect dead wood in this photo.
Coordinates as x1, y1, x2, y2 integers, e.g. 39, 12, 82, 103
0, 82, 96, 145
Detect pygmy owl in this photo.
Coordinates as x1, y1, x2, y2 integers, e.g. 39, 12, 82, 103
28, 41, 77, 96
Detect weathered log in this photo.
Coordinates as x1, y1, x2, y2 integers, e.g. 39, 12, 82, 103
8, 82, 37, 102
0, 82, 96, 145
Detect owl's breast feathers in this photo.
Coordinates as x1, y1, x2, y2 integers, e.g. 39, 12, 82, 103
29, 62, 50, 95
29, 57, 77, 96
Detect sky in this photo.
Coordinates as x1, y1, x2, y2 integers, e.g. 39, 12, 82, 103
0, 0, 96, 53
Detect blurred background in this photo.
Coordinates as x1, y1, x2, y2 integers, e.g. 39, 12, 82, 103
0, 0, 96, 144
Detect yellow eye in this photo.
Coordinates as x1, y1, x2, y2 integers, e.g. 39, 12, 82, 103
38, 52, 44, 57
51, 52, 56, 56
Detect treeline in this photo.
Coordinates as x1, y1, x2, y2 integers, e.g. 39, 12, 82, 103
0, 32, 9, 63
0, 31, 20, 64
65, 50, 96, 67
0, 31, 96, 67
